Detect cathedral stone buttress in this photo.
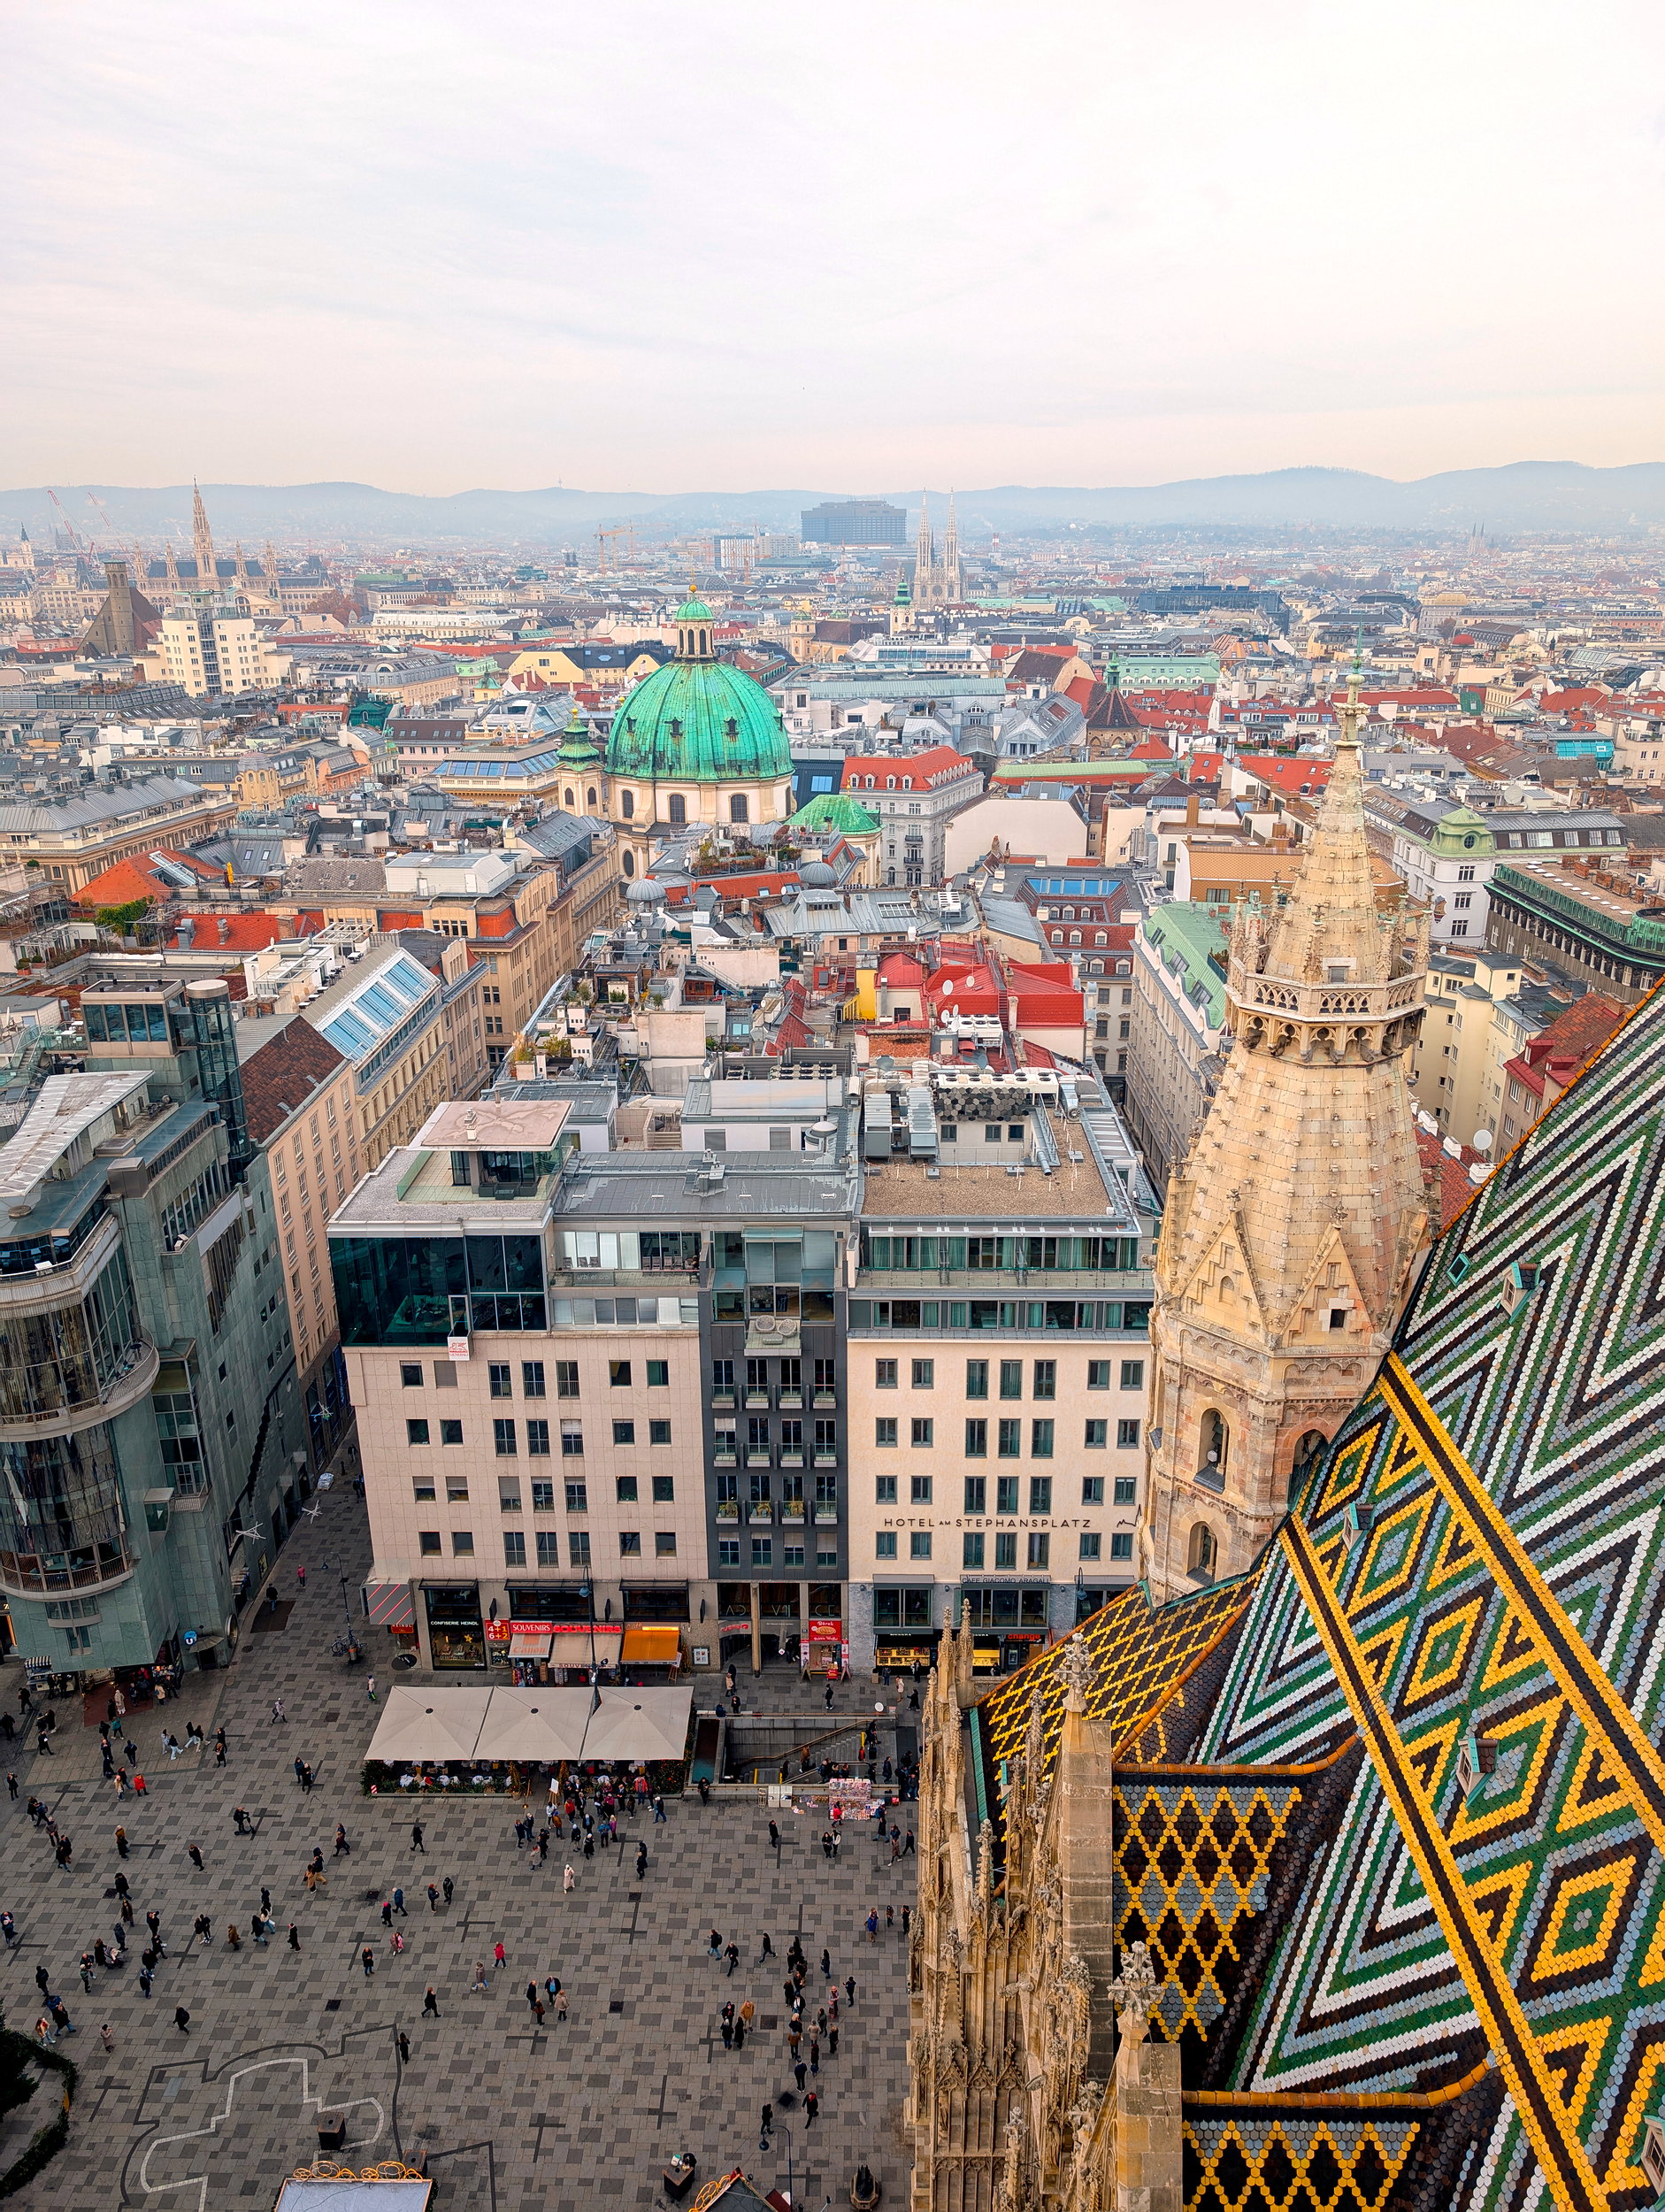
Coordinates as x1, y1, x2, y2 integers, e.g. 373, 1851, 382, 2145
1142, 664, 1430, 1599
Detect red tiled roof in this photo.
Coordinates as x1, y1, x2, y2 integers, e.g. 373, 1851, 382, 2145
240, 1020, 350, 1147
842, 747, 975, 788
73, 850, 219, 913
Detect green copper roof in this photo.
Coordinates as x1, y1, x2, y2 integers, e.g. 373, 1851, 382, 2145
607, 654, 789, 785
556, 704, 601, 769
789, 793, 880, 835
674, 590, 714, 622
1426, 803, 1495, 857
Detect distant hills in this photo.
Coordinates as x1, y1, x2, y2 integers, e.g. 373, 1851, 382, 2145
4, 461, 1663, 546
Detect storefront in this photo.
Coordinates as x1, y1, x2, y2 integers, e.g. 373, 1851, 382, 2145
484, 1616, 624, 1681
960, 1584, 1052, 1673
423, 1583, 486, 1671
619, 1624, 684, 1673
873, 1582, 941, 1674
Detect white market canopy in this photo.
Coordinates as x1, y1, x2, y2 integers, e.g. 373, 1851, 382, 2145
365, 1685, 691, 1766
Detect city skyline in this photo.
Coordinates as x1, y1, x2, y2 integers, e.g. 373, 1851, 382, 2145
9, 0, 1662, 492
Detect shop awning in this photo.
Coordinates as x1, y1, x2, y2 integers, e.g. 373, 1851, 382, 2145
364, 1581, 417, 1629
472, 1687, 591, 1761
620, 1624, 682, 1665
508, 1631, 552, 1659
582, 1686, 693, 1762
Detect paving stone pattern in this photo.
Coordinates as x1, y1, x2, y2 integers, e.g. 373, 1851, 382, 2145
0, 1490, 916, 2211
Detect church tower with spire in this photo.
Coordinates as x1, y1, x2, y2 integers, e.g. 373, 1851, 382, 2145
1141, 662, 1431, 1598
912, 490, 937, 609
190, 480, 218, 594
940, 489, 962, 603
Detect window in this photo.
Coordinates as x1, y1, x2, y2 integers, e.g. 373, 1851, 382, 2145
875, 1417, 898, 1448
613, 1420, 636, 1445
910, 1473, 933, 1503
994, 1532, 1017, 1569
1032, 1360, 1055, 1400
1199, 1409, 1228, 1484
401, 1363, 424, 1387
1114, 1477, 1137, 1505
616, 1476, 639, 1502
1116, 1418, 1141, 1449
1188, 1523, 1216, 1582
1110, 1532, 1134, 1560
963, 1532, 986, 1569
1079, 1532, 1101, 1562
655, 1532, 677, 1557
729, 794, 749, 824
610, 1360, 633, 1387
549, 1363, 579, 1402
998, 1418, 1021, 1458
964, 1417, 987, 1457
1082, 1475, 1104, 1504
488, 1362, 512, 1399
568, 1531, 590, 1567
911, 1358, 934, 1388
1026, 1532, 1049, 1570
1029, 1475, 1053, 1513
1120, 1360, 1145, 1390
751, 1537, 771, 1567
875, 1474, 897, 1503
561, 1421, 584, 1456
718, 1539, 741, 1567
518, 1362, 544, 1401
619, 1531, 641, 1555
667, 794, 686, 826
964, 1358, 989, 1400
526, 1419, 549, 1456
564, 1479, 587, 1512
1086, 1361, 1110, 1390
1031, 1419, 1054, 1459
910, 1532, 932, 1560
875, 1358, 898, 1389
650, 1420, 672, 1447
498, 1479, 520, 1511
647, 1360, 668, 1387
451, 1531, 474, 1557
873, 1530, 899, 1560
1000, 1360, 1023, 1400
964, 1476, 986, 1513
911, 1417, 933, 1448
487, 1418, 512, 1456
406, 1417, 430, 1446
531, 1479, 555, 1511
418, 1531, 441, 1556
440, 1419, 463, 1446
652, 1474, 674, 1502
503, 1530, 526, 1567
412, 1474, 435, 1503
996, 1475, 1018, 1514
1085, 1419, 1107, 1448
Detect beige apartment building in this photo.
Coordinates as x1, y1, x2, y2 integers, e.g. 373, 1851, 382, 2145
156, 609, 267, 696
0, 780, 239, 895
1408, 946, 1523, 1144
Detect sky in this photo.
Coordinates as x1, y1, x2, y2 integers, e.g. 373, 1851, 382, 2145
7, 0, 1664, 494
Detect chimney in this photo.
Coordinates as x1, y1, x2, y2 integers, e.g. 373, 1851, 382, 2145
219, 918, 231, 945
1185, 792, 1200, 828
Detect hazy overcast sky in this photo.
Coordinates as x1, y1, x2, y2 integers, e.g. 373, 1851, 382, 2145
8, 0, 1663, 492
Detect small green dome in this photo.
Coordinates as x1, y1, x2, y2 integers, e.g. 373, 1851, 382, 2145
789, 793, 880, 835
675, 589, 714, 622
606, 631, 790, 786
556, 703, 601, 769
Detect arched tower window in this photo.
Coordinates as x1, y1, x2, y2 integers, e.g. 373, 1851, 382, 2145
587, 787, 597, 809
1288, 1428, 1328, 1505
667, 794, 686, 826
621, 848, 635, 877
1187, 1523, 1216, 1583
564, 787, 576, 808
1198, 1409, 1228, 1489
619, 789, 634, 820
730, 794, 749, 825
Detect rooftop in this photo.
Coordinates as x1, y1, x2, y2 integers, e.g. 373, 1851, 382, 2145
416, 1098, 572, 1152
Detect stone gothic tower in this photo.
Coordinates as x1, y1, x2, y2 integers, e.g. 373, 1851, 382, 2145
1142, 668, 1430, 1598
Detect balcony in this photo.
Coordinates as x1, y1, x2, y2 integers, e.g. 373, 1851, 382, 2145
779, 1451, 805, 1471
746, 1502, 774, 1527
711, 1391, 736, 1412
812, 1391, 836, 1410
744, 1390, 771, 1410
813, 1503, 839, 1526
713, 1446, 738, 1469
0, 1335, 158, 1439
715, 1501, 740, 1523
813, 1452, 838, 1470
781, 1500, 807, 1525
745, 1448, 772, 1469
779, 1390, 803, 1410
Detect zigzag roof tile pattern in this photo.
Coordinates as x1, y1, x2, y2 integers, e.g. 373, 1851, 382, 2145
1192, 979, 1665, 2208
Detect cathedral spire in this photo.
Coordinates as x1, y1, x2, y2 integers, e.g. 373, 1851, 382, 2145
190, 480, 216, 592
942, 489, 961, 603
1142, 658, 1430, 1597
914, 491, 935, 609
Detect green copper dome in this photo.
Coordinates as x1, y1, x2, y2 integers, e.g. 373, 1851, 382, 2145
606, 601, 790, 785
789, 793, 880, 835
556, 703, 601, 769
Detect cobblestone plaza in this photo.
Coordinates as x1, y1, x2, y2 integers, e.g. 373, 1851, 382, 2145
0, 1487, 916, 2211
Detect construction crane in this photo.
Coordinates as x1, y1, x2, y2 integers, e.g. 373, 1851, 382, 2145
44, 489, 84, 553
595, 522, 637, 574
85, 490, 119, 551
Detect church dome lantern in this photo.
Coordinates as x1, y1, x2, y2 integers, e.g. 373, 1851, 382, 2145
604, 588, 790, 787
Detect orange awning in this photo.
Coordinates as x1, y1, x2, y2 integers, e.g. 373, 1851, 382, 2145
619, 1625, 682, 1664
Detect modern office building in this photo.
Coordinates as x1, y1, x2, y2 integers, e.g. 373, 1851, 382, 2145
0, 979, 311, 1680
800, 499, 908, 547
845, 1067, 1158, 1674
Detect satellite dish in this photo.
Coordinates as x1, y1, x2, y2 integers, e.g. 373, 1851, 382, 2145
1473, 1129, 1492, 1151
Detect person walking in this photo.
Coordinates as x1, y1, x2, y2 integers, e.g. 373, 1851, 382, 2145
366, 1675, 377, 1704
803, 2087, 818, 2127
0, 1914, 14, 1950
820, 1947, 831, 1981
724, 1941, 740, 1977
174, 2007, 190, 2035
392, 1886, 406, 1917
652, 1794, 666, 1824
138, 1962, 154, 1999
809, 2032, 819, 2075
410, 1822, 425, 1853
334, 1824, 351, 1856
739, 1998, 756, 2036
767, 1819, 780, 1855
845, 1976, 856, 2007
288, 1924, 301, 1951
214, 1732, 227, 1769
188, 1842, 204, 1871
635, 1841, 648, 1880
441, 1876, 454, 1906
35, 2017, 56, 2049
865, 1909, 879, 1945
361, 1946, 375, 1978
720, 2004, 734, 2051
272, 1700, 286, 1724
793, 2057, 807, 2096
426, 1883, 439, 1912
423, 1988, 440, 2017
563, 1864, 575, 1894
471, 1961, 488, 1993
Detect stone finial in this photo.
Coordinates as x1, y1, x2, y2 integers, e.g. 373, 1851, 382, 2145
1108, 1940, 1160, 2046
1060, 1634, 1093, 1715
